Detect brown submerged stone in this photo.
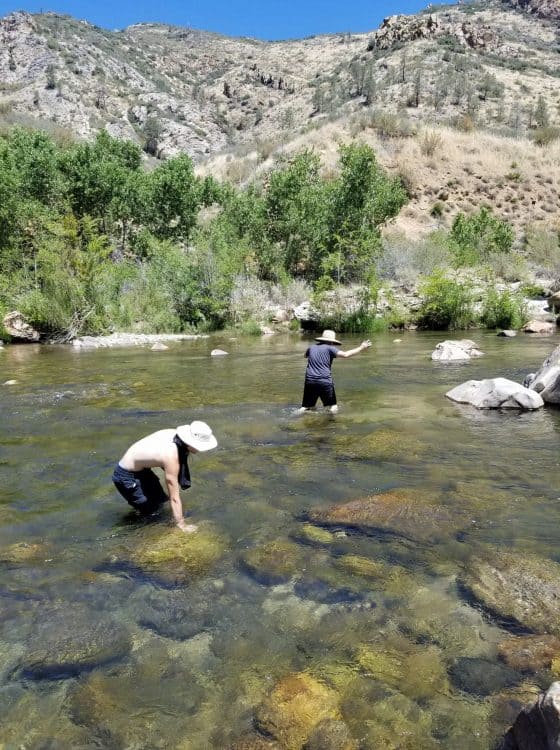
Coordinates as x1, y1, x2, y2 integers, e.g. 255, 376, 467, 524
459, 548, 560, 636
498, 635, 560, 672
254, 671, 341, 750
306, 489, 463, 543
226, 736, 281, 750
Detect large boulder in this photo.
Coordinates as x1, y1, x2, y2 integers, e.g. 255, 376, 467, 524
2, 311, 40, 342
446, 378, 544, 409
431, 339, 483, 361
499, 682, 560, 750
459, 548, 560, 636
523, 320, 556, 334
305, 489, 465, 544
525, 345, 560, 404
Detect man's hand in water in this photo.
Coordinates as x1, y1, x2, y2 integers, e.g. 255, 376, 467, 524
177, 519, 198, 533
361, 340, 372, 350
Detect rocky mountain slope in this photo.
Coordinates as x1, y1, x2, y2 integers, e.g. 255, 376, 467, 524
0, 0, 559, 161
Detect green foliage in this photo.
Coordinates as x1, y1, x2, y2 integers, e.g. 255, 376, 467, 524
0, 125, 410, 338
450, 207, 514, 265
417, 272, 476, 330
481, 288, 527, 330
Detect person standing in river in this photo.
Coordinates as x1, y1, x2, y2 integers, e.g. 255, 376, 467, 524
298, 329, 371, 414
112, 421, 217, 532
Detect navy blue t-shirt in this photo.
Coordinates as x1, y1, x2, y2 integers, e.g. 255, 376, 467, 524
304, 343, 339, 383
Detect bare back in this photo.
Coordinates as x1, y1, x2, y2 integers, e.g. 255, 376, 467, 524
119, 429, 179, 473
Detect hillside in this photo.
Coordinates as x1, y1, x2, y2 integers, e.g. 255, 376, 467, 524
0, 0, 559, 163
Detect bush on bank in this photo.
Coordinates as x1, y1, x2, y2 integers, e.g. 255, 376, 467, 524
0, 125, 540, 338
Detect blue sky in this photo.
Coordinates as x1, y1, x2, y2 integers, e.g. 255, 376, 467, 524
0, 0, 441, 39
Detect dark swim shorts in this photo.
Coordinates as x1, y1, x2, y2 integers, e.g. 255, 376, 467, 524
112, 464, 168, 514
302, 380, 337, 408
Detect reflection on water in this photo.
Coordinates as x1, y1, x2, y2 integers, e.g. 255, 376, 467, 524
1, 331, 559, 748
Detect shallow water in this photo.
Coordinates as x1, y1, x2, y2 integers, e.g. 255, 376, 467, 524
1, 330, 559, 748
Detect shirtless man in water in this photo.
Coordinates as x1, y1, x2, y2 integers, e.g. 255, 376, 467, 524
112, 421, 217, 533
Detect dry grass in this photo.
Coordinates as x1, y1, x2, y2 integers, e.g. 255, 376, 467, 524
199, 118, 560, 243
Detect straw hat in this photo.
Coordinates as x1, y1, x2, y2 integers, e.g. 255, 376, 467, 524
315, 329, 341, 345
176, 421, 217, 452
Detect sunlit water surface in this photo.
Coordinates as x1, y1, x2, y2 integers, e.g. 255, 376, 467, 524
1, 331, 559, 748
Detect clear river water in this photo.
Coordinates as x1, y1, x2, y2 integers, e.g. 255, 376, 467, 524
1, 330, 559, 749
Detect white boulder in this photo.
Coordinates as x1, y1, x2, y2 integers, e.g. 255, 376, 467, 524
446, 378, 544, 410
431, 339, 483, 361
525, 344, 560, 404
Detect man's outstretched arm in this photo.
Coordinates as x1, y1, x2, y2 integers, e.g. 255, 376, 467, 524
336, 340, 371, 359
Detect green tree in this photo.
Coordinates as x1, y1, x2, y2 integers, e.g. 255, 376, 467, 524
144, 154, 204, 241
450, 207, 513, 265
535, 95, 550, 128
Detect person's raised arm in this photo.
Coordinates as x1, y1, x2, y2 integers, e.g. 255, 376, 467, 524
336, 340, 371, 359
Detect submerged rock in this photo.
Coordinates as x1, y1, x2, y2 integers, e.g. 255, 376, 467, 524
0, 541, 50, 564
356, 641, 448, 701
349, 691, 438, 750
239, 539, 305, 586
432, 339, 483, 361
525, 343, 560, 404
126, 524, 228, 586
459, 547, 560, 635
332, 429, 423, 462
334, 555, 418, 598
449, 656, 520, 697
254, 671, 341, 750
16, 607, 131, 680
135, 588, 212, 640
290, 523, 336, 546
446, 378, 544, 409
226, 736, 281, 750
211, 348, 228, 356
305, 718, 357, 750
305, 490, 464, 544
498, 635, 560, 673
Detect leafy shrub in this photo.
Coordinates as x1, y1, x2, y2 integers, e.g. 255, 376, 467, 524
481, 288, 527, 330
419, 130, 443, 157
450, 207, 514, 265
377, 231, 451, 286
532, 126, 560, 146
416, 272, 476, 330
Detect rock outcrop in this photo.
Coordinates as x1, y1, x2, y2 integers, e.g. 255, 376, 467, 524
525, 344, 560, 404
504, 0, 560, 21
369, 13, 499, 51
446, 378, 544, 409
499, 682, 560, 750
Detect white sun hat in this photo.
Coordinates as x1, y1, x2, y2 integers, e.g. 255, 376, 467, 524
315, 329, 341, 345
176, 421, 217, 452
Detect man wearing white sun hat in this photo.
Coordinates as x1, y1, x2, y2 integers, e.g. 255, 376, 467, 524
298, 329, 371, 414
112, 421, 217, 532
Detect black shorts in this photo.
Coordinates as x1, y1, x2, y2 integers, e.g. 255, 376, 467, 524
112, 464, 167, 514
302, 380, 337, 408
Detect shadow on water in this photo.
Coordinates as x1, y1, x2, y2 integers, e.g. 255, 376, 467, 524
1, 330, 559, 747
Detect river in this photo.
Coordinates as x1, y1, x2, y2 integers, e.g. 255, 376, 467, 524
1, 330, 559, 748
